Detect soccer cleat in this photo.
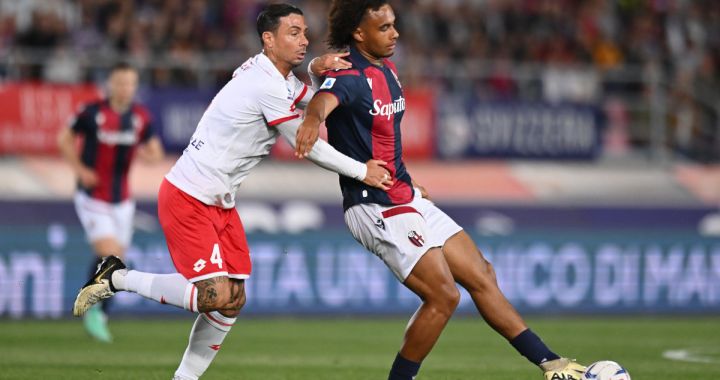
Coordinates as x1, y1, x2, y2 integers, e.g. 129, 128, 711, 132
540, 357, 586, 380
83, 304, 113, 343
73, 255, 126, 317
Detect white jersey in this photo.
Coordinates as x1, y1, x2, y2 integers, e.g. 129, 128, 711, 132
166, 53, 313, 208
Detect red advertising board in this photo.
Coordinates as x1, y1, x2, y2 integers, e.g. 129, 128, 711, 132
270, 87, 436, 160
0, 82, 102, 155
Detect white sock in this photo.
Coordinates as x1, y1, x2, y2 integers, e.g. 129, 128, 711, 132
112, 270, 198, 312
174, 311, 236, 380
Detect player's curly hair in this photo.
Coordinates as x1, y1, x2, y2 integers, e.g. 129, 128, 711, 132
327, 0, 389, 50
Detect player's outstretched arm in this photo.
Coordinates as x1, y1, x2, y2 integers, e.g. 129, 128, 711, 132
307, 52, 351, 89
295, 92, 339, 158
412, 179, 430, 200
277, 118, 393, 190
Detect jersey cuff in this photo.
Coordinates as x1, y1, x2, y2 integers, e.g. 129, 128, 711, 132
267, 114, 300, 127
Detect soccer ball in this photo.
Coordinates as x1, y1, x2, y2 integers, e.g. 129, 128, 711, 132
583, 361, 631, 380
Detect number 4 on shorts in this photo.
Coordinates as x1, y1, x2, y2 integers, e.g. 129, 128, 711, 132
210, 243, 223, 269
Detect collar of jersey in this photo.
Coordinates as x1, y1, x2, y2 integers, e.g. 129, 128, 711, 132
349, 44, 377, 70
257, 51, 295, 80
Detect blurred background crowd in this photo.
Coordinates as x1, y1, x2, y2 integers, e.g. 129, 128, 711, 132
0, 0, 719, 160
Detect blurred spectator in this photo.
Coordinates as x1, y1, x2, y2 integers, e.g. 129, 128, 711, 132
1, 0, 718, 159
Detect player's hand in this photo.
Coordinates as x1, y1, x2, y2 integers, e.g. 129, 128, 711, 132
415, 184, 430, 200
310, 52, 352, 75
295, 120, 319, 158
78, 166, 99, 188
363, 160, 393, 190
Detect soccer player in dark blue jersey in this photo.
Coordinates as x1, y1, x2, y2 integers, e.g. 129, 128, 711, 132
296, 1, 586, 379
58, 62, 164, 342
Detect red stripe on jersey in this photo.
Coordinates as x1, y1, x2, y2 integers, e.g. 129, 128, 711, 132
267, 114, 300, 127
326, 69, 360, 78
381, 206, 421, 219
364, 66, 412, 204
291, 84, 308, 111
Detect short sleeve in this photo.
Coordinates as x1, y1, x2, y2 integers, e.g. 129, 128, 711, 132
136, 107, 156, 143
259, 83, 303, 127
140, 119, 156, 143
69, 106, 93, 135
316, 70, 362, 106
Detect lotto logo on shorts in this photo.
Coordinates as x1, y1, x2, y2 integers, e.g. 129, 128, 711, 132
408, 231, 425, 247
193, 259, 207, 272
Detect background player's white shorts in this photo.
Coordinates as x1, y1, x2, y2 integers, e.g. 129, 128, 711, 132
344, 189, 463, 281
73, 191, 135, 247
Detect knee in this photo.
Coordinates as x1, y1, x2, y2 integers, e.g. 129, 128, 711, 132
444, 285, 461, 312
466, 257, 499, 292
429, 282, 460, 316
482, 258, 498, 282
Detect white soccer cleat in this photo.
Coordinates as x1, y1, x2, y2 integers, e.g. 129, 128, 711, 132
72, 255, 126, 317
541, 357, 586, 380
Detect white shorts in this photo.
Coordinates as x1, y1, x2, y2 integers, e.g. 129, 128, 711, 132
73, 191, 135, 247
344, 189, 463, 281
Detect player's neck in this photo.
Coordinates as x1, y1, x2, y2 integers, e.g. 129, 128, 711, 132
355, 45, 384, 67
263, 51, 292, 78
109, 98, 131, 113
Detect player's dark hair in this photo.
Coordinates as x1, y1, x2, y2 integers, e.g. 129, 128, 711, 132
327, 0, 388, 49
110, 62, 135, 73
256, 3, 304, 43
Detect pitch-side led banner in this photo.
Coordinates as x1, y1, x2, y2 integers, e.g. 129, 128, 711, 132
0, 82, 102, 155
0, 201, 718, 318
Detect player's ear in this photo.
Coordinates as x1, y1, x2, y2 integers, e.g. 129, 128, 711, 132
353, 27, 364, 43
262, 31, 274, 49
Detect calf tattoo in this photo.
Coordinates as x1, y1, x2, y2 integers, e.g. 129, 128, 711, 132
196, 276, 227, 310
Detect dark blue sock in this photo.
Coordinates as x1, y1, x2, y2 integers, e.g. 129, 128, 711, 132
388, 353, 421, 380
510, 329, 560, 365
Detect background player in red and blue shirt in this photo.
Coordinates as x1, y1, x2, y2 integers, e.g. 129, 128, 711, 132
296, 1, 586, 380
58, 62, 164, 342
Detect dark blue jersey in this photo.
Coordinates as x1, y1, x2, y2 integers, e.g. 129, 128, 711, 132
318, 46, 413, 210
70, 100, 155, 203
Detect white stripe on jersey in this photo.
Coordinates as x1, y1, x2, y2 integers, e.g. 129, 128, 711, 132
166, 53, 314, 208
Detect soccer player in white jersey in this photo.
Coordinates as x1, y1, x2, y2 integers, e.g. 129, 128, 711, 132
71, 4, 392, 379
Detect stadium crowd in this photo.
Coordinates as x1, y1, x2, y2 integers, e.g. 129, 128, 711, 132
0, 0, 718, 159
0, 0, 716, 86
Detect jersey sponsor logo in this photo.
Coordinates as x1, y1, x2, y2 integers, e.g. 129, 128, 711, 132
97, 129, 138, 145
369, 96, 406, 120
209, 344, 221, 351
320, 78, 336, 89
408, 230, 425, 247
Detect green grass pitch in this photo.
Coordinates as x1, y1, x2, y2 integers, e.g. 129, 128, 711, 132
1, 316, 718, 379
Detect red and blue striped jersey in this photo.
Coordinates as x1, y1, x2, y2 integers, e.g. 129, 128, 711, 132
70, 100, 155, 203
318, 46, 414, 210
